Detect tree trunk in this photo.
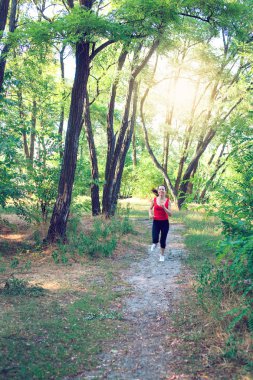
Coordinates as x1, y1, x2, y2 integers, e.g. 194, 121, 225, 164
139, 55, 177, 202
0, 0, 10, 35
200, 143, 226, 200
103, 40, 159, 216
46, 41, 90, 242
84, 90, 101, 216
30, 100, 37, 164
58, 46, 66, 158
132, 129, 137, 168
177, 128, 216, 208
104, 48, 128, 183
110, 82, 139, 214
175, 78, 200, 193
17, 88, 30, 160
0, 0, 17, 91
131, 81, 139, 169
140, 87, 177, 202
103, 76, 136, 216
177, 77, 221, 207
177, 96, 242, 208
163, 129, 169, 173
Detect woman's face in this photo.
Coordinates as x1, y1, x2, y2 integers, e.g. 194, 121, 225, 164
158, 186, 166, 194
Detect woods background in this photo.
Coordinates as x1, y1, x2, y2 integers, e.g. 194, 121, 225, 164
0, 1, 252, 377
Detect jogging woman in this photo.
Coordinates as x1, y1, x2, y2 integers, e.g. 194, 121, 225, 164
149, 185, 172, 261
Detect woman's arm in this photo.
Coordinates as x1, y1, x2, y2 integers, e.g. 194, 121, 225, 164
162, 200, 172, 217
149, 199, 154, 218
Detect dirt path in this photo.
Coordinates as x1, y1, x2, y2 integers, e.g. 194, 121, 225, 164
68, 221, 187, 380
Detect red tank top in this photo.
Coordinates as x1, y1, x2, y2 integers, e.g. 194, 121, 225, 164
153, 197, 169, 220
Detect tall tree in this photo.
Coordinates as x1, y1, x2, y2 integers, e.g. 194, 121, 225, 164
46, 0, 179, 237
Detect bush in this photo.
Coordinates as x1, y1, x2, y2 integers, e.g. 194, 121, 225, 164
51, 214, 135, 263
1, 277, 44, 297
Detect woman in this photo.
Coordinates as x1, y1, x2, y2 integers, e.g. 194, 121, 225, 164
149, 185, 172, 261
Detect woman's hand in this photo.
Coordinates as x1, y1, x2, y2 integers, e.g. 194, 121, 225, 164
162, 202, 172, 217
149, 199, 154, 219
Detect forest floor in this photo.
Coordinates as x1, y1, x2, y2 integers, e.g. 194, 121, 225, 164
65, 221, 190, 380
0, 211, 250, 380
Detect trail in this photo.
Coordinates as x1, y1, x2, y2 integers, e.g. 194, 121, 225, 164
67, 221, 187, 380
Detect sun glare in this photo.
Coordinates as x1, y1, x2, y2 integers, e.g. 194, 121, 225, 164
145, 56, 209, 133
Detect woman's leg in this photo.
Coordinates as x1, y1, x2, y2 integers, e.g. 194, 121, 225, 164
152, 220, 160, 244
160, 220, 169, 255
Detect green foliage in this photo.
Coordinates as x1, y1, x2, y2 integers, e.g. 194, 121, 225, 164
184, 142, 253, 367
115, 0, 179, 35
210, 142, 253, 296
0, 46, 63, 221
1, 277, 44, 297
15, 0, 179, 50
0, 108, 23, 207
181, 208, 252, 369
181, 0, 253, 37
125, 154, 164, 198
10, 257, 19, 269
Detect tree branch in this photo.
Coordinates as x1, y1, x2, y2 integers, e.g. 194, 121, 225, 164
179, 12, 211, 23
89, 40, 115, 60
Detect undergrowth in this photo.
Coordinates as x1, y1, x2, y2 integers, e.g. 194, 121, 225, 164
51, 209, 135, 264
176, 208, 253, 376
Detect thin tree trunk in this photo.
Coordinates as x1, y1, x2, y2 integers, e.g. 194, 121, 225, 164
102, 40, 159, 216
30, 100, 37, 164
104, 48, 128, 183
140, 87, 177, 202
58, 46, 66, 158
84, 90, 101, 216
131, 81, 139, 168
178, 128, 216, 208
110, 81, 139, 214
103, 75, 136, 216
178, 98, 243, 208
138, 54, 177, 202
163, 129, 169, 173
175, 78, 200, 193
200, 143, 227, 200
17, 89, 30, 160
132, 129, 137, 168
177, 77, 221, 204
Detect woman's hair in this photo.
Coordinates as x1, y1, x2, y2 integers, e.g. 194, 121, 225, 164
151, 188, 159, 196
152, 185, 167, 196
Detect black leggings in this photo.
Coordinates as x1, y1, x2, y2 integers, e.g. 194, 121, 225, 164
152, 220, 169, 249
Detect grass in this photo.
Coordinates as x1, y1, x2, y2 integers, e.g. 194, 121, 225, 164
118, 197, 150, 219
0, 209, 139, 380
0, 259, 131, 379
